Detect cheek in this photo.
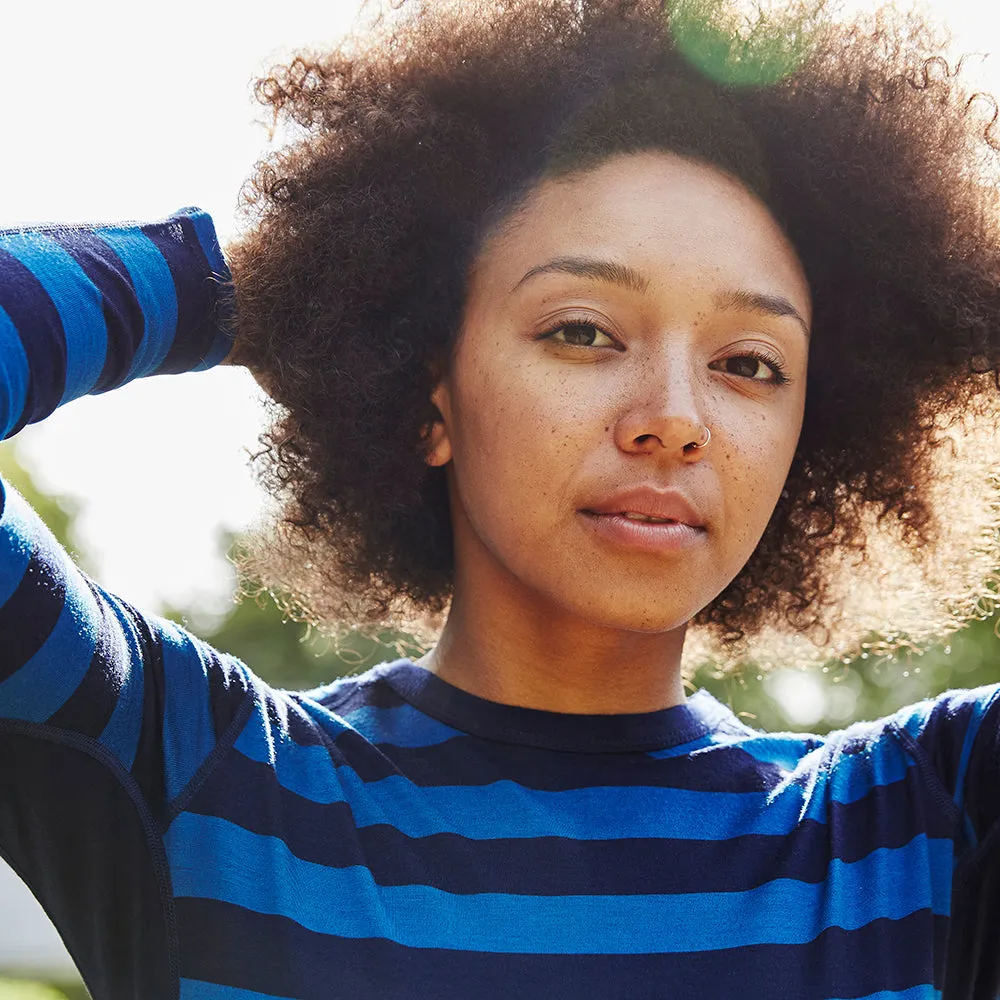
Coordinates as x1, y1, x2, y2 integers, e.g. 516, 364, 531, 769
718, 403, 801, 545
451, 364, 596, 523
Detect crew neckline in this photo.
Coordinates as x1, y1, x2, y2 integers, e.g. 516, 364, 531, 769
373, 659, 742, 754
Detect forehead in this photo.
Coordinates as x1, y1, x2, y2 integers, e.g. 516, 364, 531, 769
470, 151, 810, 310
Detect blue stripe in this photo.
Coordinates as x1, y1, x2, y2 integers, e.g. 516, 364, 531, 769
96, 593, 146, 771
233, 718, 914, 841
0, 233, 108, 403
750, 728, 914, 805
178, 895, 946, 1000
0, 548, 99, 722
167, 813, 951, 954
181, 207, 231, 278
339, 703, 464, 747
0, 482, 35, 608
159, 620, 219, 800
0, 304, 29, 439
0, 245, 66, 430
195, 746, 953, 896
180, 980, 297, 1000
719, 732, 818, 768
92, 228, 177, 379
829, 989, 940, 1000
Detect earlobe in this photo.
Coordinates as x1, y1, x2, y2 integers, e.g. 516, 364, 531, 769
423, 383, 453, 467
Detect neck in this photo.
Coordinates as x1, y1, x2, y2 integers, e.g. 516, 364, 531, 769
418, 574, 688, 716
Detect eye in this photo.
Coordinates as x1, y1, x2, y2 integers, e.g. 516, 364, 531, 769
710, 351, 789, 385
539, 320, 618, 349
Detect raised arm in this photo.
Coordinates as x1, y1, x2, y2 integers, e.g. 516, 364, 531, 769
0, 208, 234, 439
0, 211, 255, 996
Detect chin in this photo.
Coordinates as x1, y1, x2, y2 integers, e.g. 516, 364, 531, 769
563, 594, 702, 634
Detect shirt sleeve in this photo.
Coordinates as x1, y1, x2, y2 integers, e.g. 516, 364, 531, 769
893, 684, 1000, 851
0, 207, 235, 439
0, 212, 256, 993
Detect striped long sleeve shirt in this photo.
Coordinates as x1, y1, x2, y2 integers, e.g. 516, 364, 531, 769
1, 211, 999, 1000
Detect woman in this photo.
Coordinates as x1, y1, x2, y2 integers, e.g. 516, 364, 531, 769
1, 0, 998, 997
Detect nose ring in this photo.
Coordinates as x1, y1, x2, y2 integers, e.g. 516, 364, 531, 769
689, 426, 711, 450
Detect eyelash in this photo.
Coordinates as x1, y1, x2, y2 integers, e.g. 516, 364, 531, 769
536, 317, 791, 385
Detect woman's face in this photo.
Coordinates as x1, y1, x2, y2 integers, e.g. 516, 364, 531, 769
427, 151, 811, 633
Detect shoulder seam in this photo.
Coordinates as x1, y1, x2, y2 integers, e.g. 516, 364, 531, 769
164, 686, 256, 826
888, 719, 962, 827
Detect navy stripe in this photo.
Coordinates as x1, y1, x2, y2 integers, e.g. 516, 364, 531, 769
124, 603, 170, 823
307, 688, 914, 799
383, 663, 718, 753
141, 218, 217, 375
232, 736, 922, 843
0, 548, 67, 681
43, 227, 144, 393
92, 226, 176, 378
45, 640, 117, 740
0, 234, 108, 404
203, 647, 253, 745
94, 590, 149, 771
0, 301, 30, 440
312, 676, 410, 713
0, 246, 66, 431
188, 748, 955, 896
335, 727, 789, 790
238, 692, 913, 816
339, 701, 464, 747
966, 694, 1000, 838
175, 897, 946, 1000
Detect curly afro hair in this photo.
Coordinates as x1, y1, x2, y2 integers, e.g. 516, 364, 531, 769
228, 0, 1000, 669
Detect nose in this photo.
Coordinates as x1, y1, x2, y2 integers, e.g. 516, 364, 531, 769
613, 352, 708, 460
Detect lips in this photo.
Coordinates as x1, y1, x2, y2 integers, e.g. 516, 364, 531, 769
581, 486, 705, 528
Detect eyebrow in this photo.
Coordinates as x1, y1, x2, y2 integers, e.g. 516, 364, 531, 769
510, 256, 651, 295
713, 288, 810, 338
511, 255, 810, 337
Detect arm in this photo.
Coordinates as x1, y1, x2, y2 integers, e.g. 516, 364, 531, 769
0, 205, 253, 782
0, 210, 255, 995
0, 208, 234, 439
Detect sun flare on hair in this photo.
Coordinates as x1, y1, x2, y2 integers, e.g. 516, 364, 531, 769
668, 0, 826, 85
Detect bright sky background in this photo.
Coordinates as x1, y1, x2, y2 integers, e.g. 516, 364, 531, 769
1, 0, 999, 622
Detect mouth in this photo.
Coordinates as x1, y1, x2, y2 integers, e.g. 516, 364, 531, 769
609, 511, 684, 524
579, 510, 706, 553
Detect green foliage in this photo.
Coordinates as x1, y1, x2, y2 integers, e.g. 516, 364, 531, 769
0, 443, 90, 572
0, 979, 82, 1000
168, 572, 410, 692
152, 525, 416, 690
694, 614, 1000, 734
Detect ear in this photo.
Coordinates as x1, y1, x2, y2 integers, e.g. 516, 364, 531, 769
422, 379, 453, 467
